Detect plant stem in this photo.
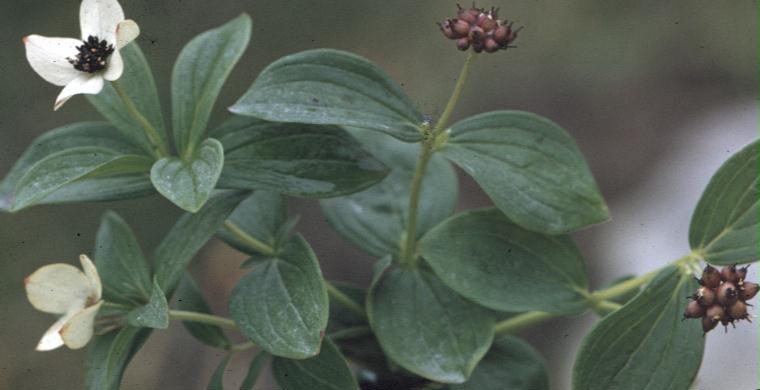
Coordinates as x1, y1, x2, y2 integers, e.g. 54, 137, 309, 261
399, 52, 477, 267
400, 144, 434, 266
590, 269, 659, 302
222, 221, 276, 256
111, 80, 169, 158
593, 300, 623, 313
325, 281, 367, 319
494, 312, 555, 334
168, 309, 238, 330
432, 51, 477, 136
228, 340, 256, 352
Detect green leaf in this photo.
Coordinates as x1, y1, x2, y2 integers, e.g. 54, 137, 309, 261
593, 275, 640, 316
10, 146, 153, 211
452, 335, 549, 390
176, 274, 231, 349
272, 338, 359, 390
94, 211, 152, 304
207, 354, 232, 390
212, 116, 388, 197
216, 190, 289, 255
154, 190, 247, 295
85, 327, 152, 390
689, 139, 759, 265
572, 266, 704, 390
240, 350, 270, 390
128, 279, 170, 329
367, 257, 495, 383
419, 208, 589, 314
441, 111, 609, 234
87, 44, 168, 156
151, 138, 224, 212
172, 14, 251, 156
229, 49, 423, 142
229, 235, 328, 359
0, 122, 145, 211
321, 128, 457, 257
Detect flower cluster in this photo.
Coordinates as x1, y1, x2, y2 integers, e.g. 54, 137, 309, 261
438, 4, 520, 53
683, 264, 758, 333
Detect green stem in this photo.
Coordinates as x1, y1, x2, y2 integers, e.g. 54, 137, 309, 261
228, 340, 256, 352
590, 269, 659, 302
399, 52, 477, 267
593, 300, 623, 313
432, 51, 477, 136
168, 309, 238, 330
325, 281, 367, 319
399, 144, 434, 266
494, 312, 555, 334
111, 80, 169, 158
223, 221, 276, 256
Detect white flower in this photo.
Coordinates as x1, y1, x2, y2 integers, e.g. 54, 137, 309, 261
23, 0, 140, 111
24, 254, 103, 351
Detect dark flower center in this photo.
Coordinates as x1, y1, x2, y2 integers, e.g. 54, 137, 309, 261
68, 35, 114, 73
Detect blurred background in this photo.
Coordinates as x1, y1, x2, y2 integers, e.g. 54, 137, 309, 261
0, 0, 757, 388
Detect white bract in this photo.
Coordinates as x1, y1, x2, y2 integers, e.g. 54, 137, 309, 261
23, 0, 140, 110
25, 255, 103, 351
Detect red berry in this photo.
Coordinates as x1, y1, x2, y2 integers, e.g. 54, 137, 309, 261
452, 19, 471, 36
693, 287, 716, 307
456, 37, 470, 51
457, 5, 480, 24
483, 38, 500, 53
702, 316, 718, 333
728, 301, 749, 320
706, 304, 725, 322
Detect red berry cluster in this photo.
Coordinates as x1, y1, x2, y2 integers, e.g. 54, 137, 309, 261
684, 264, 757, 333
438, 4, 520, 53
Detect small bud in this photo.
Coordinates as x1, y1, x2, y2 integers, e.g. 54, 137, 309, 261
702, 316, 718, 333
452, 19, 471, 36
438, 21, 457, 39
456, 37, 470, 51
736, 265, 749, 281
493, 24, 510, 43
700, 265, 721, 288
457, 5, 480, 24
728, 300, 749, 320
469, 26, 485, 42
478, 13, 497, 31
717, 282, 738, 305
483, 38, 500, 52
721, 264, 739, 283
706, 304, 725, 321
693, 287, 716, 307
683, 300, 705, 319
739, 282, 758, 301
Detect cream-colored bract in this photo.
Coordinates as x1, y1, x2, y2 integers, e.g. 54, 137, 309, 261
22, 0, 140, 111
25, 255, 103, 351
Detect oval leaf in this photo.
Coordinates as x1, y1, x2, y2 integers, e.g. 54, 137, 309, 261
94, 211, 152, 304
176, 274, 231, 349
85, 327, 151, 390
572, 266, 704, 390
150, 138, 224, 212
229, 49, 423, 142
87, 43, 168, 156
127, 280, 169, 329
689, 139, 759, 265
0, 122, 145, 210
10, 146, 153, 211
229, 234, 328, 359
272, 338, 359, 390
321, 128, 457, 257
419, 208, 589, 314
367, 258, 495, 383
212, 116, 388, 197
441, 111, 609, 234
172, 14, 251, 156
452, 335, 549, 390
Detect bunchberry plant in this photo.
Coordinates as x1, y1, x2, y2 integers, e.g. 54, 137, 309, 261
3, 1, 758, 389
